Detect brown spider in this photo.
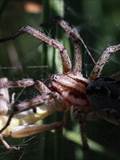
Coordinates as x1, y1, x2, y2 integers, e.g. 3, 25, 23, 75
0, 18, 120, 150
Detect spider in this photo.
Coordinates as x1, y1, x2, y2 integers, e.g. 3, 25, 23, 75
0, 18, 120, 150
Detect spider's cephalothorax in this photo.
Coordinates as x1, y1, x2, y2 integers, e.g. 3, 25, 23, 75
0, 18, 120, 150
49, 73, 90, 112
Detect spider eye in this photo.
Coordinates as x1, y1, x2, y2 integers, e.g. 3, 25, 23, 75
53, 75, 57, 80
51, 75, 58, 81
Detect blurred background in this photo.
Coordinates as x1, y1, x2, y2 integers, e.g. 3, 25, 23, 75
0, 0, 120, 160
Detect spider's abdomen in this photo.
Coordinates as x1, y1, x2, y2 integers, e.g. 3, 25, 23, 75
87, 77, 120, 124
87, 77, 120, 110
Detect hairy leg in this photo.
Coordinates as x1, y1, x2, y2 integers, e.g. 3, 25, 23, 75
56, 18, 95, 72
0, 26, 71, 73
90, 44, 120, 80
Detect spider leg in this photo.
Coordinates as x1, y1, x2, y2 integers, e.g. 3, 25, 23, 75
90, 44, 120, 80
78, 115, 89, 150
73, 107, 89, 149
57, 18, 95, 72
0, 78, 35, 89
57, 19, 82, 72
13, 92, 63, 113
0, 26, 71, 73
79, 121, 89, 150
0, 122, 62, 150
0, 134, 19, 150
10, 121, 63, 138
34, 80, 51, 94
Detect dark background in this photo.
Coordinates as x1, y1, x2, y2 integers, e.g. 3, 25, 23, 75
0, 0, 120, 160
